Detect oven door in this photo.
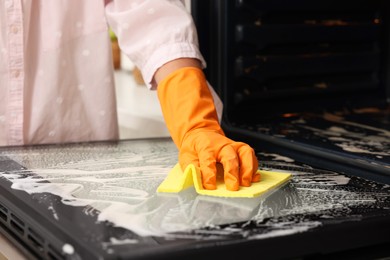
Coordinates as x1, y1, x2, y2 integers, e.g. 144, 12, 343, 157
192, 0, 390, 184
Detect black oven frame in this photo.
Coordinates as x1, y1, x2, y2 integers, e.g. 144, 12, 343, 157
192, 0, 390, 184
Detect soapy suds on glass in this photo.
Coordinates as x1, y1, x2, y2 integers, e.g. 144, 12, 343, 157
252, 110, 389, 163
0, 140, 388, 242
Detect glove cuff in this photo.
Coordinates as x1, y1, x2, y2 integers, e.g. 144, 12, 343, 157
157, 67, 224, 149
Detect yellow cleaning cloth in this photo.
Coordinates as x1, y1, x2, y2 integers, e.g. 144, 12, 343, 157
157, 163, 292, 198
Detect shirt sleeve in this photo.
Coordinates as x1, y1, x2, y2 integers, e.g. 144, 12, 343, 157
105, 0, 207, 90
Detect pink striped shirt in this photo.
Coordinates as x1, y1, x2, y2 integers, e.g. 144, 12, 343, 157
0, 0, 206, 146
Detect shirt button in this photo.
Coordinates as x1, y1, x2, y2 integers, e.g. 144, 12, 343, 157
13, 70, 20, 78
11, 25, 19, 34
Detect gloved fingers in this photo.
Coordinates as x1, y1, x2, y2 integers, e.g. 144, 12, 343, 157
252, 171, 261, 182
218, 145, 240, 191
235, 143, 259, 186
179, 152, 199, 172
198, 150, 217, 190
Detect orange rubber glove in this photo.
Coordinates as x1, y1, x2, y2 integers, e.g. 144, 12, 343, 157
157, 67, 260, 191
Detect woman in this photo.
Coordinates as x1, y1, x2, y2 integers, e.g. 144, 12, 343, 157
0, 0, 259, 191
